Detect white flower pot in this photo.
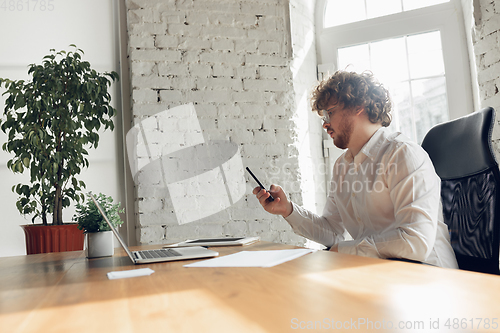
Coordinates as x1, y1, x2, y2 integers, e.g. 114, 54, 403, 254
85, 231, 114, 258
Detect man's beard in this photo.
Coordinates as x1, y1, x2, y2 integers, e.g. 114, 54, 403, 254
333, 113, 354, 150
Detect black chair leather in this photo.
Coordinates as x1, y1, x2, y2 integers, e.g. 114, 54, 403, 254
421, 107, 500, 274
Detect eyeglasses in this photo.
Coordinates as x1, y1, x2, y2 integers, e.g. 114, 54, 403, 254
321, 105, 339, 124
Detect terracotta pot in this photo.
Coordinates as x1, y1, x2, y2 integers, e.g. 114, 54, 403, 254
21, 224, 85, 255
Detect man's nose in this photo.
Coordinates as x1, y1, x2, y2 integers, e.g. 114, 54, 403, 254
322, 121, 330, 129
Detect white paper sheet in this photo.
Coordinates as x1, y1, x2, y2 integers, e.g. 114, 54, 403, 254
107, 268, 155, 279
184, 249, 316, 268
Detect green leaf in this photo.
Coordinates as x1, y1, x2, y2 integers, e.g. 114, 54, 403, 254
16, 161, 24, 173
14, 95, 25, 109
1, 45, 118, 224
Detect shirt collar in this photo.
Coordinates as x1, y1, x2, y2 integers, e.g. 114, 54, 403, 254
345, 127, 387, 164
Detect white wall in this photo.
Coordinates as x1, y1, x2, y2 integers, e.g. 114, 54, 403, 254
289, 0, 325, 216
125, 0, 317, 246
463, 0, 500, 161
0, 0, 124, 257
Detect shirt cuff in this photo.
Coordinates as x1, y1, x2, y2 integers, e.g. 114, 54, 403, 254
337, 240, 356, 255
337, 239, 381, 258
284, 201, 301, 223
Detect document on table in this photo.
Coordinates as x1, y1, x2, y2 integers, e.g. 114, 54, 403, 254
107, 268, 155, 279
184, 248, 316, 268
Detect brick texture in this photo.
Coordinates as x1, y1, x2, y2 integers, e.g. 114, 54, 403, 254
470, 0, 500, 160
124, 0, 320, 246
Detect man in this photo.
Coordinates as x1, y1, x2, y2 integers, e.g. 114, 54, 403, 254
253, 70, 458, 268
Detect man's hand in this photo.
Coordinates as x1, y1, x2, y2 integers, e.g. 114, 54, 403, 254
252, 184, 293, 217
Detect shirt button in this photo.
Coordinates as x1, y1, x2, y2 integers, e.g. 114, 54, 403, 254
351, 193, 355, 197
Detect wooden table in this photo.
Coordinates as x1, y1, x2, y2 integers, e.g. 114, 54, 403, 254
1, 241, 500, 332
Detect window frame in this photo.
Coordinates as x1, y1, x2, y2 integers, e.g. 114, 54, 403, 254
315, 0, 474, 189
315, 0, 473, 121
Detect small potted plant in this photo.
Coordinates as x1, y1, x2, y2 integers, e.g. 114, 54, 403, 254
0, 45, 119, 254
73, 193, 124, 258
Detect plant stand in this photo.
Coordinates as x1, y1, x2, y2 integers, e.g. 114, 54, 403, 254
21, 224, 85, 255
85, 231, 114, 258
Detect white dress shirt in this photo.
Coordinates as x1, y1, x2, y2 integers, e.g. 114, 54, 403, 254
285, 127, 458, 268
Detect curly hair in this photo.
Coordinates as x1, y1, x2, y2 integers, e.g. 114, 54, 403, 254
310, 70, 392, 127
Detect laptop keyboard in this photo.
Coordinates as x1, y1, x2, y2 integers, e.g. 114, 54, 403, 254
139, 249, 182, 259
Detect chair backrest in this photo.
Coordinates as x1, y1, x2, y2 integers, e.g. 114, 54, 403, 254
421, 107, 500, 274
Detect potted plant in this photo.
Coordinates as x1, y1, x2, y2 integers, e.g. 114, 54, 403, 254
0, 45, 119, 254
73, 193, 124, 258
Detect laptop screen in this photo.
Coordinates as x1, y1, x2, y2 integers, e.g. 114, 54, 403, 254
89, 193, 136, 263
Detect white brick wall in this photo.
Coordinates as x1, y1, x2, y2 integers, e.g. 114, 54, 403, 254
125, 0, 318, 246
468, 0, 500, 161
126, 0, 500, 248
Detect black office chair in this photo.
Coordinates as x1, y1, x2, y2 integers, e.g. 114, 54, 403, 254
421, 107, 500, 274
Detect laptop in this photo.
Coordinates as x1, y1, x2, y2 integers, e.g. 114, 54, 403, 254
89, 193, 219, 264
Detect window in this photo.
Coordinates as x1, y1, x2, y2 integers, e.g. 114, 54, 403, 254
338, 30, 448, 143
324, 0, 450, 28
317, 0, 472, 141
316, 0, 473, 181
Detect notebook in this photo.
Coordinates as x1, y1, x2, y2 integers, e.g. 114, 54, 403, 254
163, 236, 260, 248
89, 193, 219, 264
